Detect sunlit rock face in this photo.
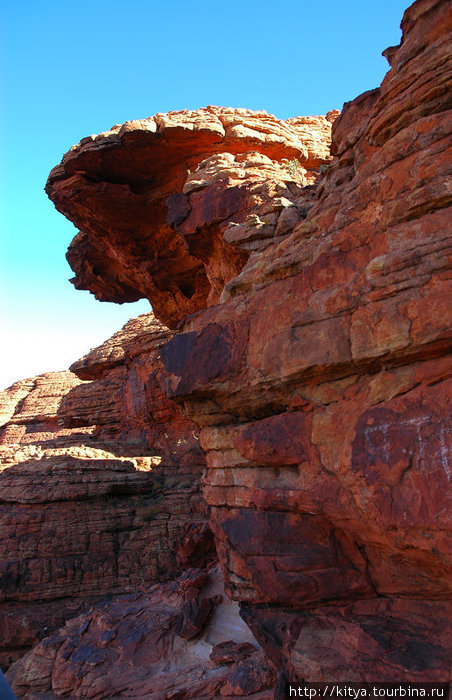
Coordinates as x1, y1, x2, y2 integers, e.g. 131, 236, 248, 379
156, 0, 452, 685
6, 0, 452, 693
0, 314, 209, 670
46, 106, 336, 328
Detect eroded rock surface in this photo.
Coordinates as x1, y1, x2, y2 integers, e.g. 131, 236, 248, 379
5, 0, 452, 693
47, 107, 336, 327
159, 0, 452, 684
7, 565, 276, 700
0, 314, 208, 669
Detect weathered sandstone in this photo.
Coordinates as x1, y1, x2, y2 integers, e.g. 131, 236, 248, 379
46, 107, 336, 327
0, 315, 208, 669
4, 0, 452, 694
7, 565, 276, 699
159, 0, 452, 685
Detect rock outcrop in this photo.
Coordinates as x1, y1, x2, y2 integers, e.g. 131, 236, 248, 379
0, 314, 209, 670
160, 0, 452, 684
161, 0, 452, 684
7, 565, 276, 699
3, 0, 452, 694
46, 107, 337, 328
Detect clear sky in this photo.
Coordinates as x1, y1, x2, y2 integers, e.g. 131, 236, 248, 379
1, 0, 408, 390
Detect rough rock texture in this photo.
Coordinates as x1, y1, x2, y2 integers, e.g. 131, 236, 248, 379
46, 107, 337, 327
160, 0, 452, 685
7, 565, 276, 699
6, 0, 452, 694
0, 314, 209, 669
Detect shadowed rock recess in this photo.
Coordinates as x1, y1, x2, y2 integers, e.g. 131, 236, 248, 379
2, 0, 451, 695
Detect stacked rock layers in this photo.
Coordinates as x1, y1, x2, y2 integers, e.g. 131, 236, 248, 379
4, 0, 452, 693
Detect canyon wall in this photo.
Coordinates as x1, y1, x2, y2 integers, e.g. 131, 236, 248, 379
162, 0, 452, 683
0, 314, 209, 669
1, 319, 275, 698
2, 0, 451, 695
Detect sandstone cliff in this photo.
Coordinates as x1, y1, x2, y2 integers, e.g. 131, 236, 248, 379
3, 0, 451, 695
1, 317, 275, 698
0, 314, 209, 669
46, 106, 337, 328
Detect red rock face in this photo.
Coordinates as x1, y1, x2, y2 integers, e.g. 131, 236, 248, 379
0, 315, 209, 670
7, 0, 452, 692
46, 108, 336, 327
158, 0, 452, 683
7, 565, 276, 700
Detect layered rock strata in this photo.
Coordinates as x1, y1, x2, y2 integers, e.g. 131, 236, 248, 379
0, 314, 208, 669
161, 0, 452, 684
46, 107, 337, 327
6, 0, 452, 693
160, 0, 452, 683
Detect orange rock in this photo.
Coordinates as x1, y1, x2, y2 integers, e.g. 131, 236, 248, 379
46, 107, 334, 327
7, 565, 275, 699
9, 0, 452, 690
156, 0, 452, 683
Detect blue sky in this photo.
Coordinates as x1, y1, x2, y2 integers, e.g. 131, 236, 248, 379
1, 0, 408, 389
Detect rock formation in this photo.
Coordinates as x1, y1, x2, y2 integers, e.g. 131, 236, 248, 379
0, 315, 209, 669
7, 565, 276, 699
159, 0, 452, 683
2, 0, 451, 695
46, 106, 336, 328
1, 317, 275, 698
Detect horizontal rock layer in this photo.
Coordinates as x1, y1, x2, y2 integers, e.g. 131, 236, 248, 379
0, 314, 208, 670
5, 0, 452, 693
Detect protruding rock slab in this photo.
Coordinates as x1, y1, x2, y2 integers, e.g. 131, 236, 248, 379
47, 107, 336, 327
